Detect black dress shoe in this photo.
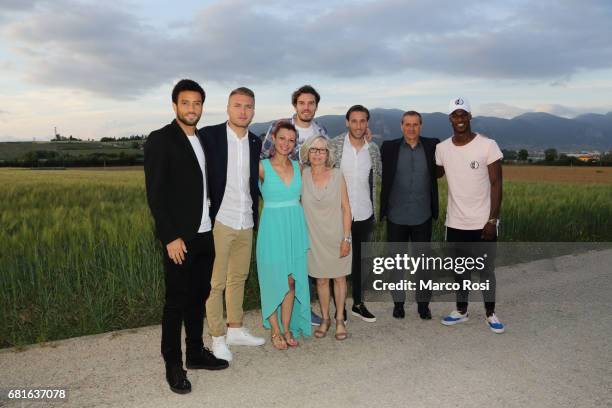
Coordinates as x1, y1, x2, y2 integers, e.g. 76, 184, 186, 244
418, 304, 432, 320
186, 347, 229, 370
392, 302, 405, 319
166, 364, 191, 394
418, 302, 432, 320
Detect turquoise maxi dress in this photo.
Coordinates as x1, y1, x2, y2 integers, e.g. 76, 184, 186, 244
256, 159, 311, 337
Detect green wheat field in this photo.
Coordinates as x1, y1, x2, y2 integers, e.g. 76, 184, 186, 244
1, 167, 611, 347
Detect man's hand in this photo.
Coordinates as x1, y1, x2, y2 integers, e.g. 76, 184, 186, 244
167, 238, 188, 265
481, 223, 497, 241
364, 127, 373, 143
340, 240, 351, 258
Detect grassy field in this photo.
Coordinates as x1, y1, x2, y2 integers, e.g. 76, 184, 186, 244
503, 165, 612, 184
1, 166, 611, 348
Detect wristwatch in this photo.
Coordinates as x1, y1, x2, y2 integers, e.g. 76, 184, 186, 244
487, 218, 499, 226
343, 236, 352, 244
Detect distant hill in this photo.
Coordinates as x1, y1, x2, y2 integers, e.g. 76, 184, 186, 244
251, 109, 612, 151
0, 140, 142, 161
3, 111, 611, 160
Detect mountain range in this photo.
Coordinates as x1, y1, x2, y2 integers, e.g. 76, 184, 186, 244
250, 109, 612, 151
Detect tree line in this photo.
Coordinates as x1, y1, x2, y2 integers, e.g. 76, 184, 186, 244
502, 148, 612, 165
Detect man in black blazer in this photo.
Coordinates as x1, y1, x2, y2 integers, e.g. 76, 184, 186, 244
199, 87, 264, 362
380, 111, 440, 320
144, 79, 228, 395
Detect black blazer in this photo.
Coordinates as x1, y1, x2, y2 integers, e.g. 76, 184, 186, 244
198, 122, 262, 229
380, 136, 440, 221
144, 119, 210, 246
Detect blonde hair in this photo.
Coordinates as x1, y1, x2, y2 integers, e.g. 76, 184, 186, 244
300, 135, 336, 168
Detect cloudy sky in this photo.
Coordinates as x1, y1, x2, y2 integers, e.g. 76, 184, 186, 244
1, 0, 611, 141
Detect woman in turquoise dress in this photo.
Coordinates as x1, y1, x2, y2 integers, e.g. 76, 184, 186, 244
256, 121, 311, 350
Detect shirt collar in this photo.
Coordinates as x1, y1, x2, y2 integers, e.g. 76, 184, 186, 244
345, 132, 369, 150
401, 138, 422, 150
226, 121, 249, 141
291, 114, 320, 132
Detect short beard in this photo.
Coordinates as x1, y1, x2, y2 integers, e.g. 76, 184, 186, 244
297, 113, 313, 123
178, 114, 200, 127
453, 123, 471, 135
349, 131, 365, 140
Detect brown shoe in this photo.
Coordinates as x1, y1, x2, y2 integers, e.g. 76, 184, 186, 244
314, 318, 331, 338
335, 321, 348, 341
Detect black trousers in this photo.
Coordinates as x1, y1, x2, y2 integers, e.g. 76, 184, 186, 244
386, 218, 433, 304
161, 231, 214, 366
446, 227, 496, 314
351, 215, 374, 305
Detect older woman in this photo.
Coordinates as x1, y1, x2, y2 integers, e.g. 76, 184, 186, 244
256, 121, 311, 350
300, 136, 352, 340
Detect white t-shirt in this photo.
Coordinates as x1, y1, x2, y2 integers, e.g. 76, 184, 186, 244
186, 134, 212, 233
296, 123, 316, 143
435, 133, 503, 230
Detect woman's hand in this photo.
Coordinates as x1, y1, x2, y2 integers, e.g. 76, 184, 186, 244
340, 240, 351, 258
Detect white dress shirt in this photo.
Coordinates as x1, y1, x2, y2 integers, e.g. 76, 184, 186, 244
216, 123, 254, 230
340, 133, 373, 221
186, 134, 212, 232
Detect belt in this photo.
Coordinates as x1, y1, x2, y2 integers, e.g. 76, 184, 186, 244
264, 199, 300, 208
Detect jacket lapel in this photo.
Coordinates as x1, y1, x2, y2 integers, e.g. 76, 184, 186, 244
389, 138, 402, 185
219, 125, 229, 189
248, 131, 259, 183
171, 120, 202, 180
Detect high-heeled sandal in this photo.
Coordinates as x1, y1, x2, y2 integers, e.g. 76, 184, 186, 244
284, 331, 299, 347
271, 332, 287, 350
335, 321, 348, 341
314, 318, 331, 338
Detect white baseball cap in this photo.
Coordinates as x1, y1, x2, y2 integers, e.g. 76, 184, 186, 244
448, 97, 471, 114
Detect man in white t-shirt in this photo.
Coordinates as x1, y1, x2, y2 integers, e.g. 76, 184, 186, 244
144, 79, 229, 395
435, 97, 505, 334
260, 85, 328, 162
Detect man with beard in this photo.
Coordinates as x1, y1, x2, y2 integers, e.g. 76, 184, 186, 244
328, 105, 382, 322
144, 79, 229, 395
199, 87, 265, 362
260, 85, 328, 161
435, 97, 505, 334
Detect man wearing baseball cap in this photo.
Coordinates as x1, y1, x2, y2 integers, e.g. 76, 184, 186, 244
434, 97, 505, 334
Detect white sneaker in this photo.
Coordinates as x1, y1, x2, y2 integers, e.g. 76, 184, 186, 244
211, 336, 233, 361
485, 313, 505, 334
441, 310, 469, 326
226, 327, 265, 346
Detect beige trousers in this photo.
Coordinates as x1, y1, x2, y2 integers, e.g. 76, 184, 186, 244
206, 221, 253, 337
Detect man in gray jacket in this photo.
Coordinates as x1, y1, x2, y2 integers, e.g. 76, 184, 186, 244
329, 105, 382, 322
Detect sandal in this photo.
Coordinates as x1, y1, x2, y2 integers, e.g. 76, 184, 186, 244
284, 331, 299, 347
314, 318, 331, 338
335, 321, 348, 341
271, 332, 287, 350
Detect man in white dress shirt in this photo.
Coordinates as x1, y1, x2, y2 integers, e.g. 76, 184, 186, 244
199, 88, 265, 361
329, 105, 382, 322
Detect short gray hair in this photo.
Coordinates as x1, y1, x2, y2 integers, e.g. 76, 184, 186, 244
300, 135, 336, 168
